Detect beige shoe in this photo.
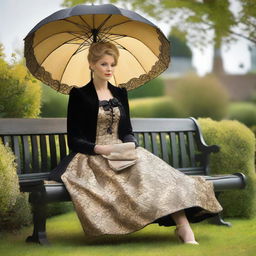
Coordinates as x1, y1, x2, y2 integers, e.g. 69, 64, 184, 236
175, 224, 199, 245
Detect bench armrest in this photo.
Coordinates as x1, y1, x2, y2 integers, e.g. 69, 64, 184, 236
204, 172, 247, 191
190, 117, 220, 154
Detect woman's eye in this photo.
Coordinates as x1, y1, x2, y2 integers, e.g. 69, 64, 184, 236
100, 63, 115, 67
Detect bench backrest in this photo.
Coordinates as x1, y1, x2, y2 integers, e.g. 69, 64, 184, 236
0, 118, 209, 176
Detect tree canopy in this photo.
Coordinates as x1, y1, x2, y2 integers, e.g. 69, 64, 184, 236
0, 43, 41, 118
61, 0, 256, 48
168, 35, 192, 57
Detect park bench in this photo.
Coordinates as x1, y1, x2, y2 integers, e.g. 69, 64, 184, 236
0, 117, 246, 245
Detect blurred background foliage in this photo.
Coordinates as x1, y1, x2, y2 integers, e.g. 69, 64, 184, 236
129, 96, 184, 118
168, 73, 229, 120
0, 52, 41, 118
40, 84, 68, 117
228, 102, 256, 127
128, 78, 165, 99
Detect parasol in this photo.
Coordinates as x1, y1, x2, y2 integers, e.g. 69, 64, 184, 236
24, 4, 170, 94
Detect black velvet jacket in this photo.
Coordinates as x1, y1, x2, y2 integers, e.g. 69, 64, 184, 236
67, 80, 138, 155
49, 80, 138, 182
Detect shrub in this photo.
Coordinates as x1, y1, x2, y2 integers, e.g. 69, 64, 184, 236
0, 141, 32, 230
0, 59, 41, 118
198, 118, 256, 218
228, 102, 256, 127
128, 77, 165, 99
40, 84, 68, 117
47, 202, 74, 217
129, 96, 185, 118
248, 90, 256, 104
0, 193, 31, 230
0, 142, 19, 215
170, 74, 229, 120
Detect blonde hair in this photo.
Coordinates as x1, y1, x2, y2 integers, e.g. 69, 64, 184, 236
87, 42, 120, 65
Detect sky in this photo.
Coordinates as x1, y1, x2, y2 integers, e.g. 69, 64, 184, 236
0, 0, 253, 76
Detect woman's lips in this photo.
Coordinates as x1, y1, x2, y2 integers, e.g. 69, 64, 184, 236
105, 73, 111, 76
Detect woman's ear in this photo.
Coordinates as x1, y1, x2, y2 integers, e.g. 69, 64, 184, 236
89, 63, 95, 71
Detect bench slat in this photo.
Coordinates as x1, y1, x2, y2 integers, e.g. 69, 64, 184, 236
0, 118, 67, 135
12, 136, 21, 174
58, 134, 67, 160
40, 135, 48, 172
131, 118, 196, 132
170, 132, 179, 168
188, 132, 196, 167
143, 132, 151, 151
1, 135, 10, 146
152, 132, 160, 157
31, 135, 40, 172
179, 132, 188, 168
21, 136, 31, 173
134, 133, 139, 142
160, 133, 169, 163
49, 135, 57, 169
178, 167, 205, 175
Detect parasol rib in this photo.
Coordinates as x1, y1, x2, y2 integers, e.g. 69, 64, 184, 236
32, 30, 90, 49
78, 15, 92, 30
101, 20, 132, 31
37, 33, 91, 66
114, 42, 148, 74
64, 19, 91, 32
96, 15, 112, 32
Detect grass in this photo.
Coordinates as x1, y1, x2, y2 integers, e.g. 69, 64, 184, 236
1, 212, 256, 256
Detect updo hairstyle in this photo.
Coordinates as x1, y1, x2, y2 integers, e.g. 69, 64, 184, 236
87, 42, 120, 66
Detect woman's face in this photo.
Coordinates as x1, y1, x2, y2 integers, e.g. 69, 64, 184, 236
90, 54, 116, 81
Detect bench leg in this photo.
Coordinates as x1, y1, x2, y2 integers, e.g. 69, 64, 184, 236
208, 213, 232, 227
208, 192, 231, 227
26, 188, 50, 245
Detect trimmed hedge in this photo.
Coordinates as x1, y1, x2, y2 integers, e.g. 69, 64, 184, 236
170, 74, 229, 120
129, 96, 184, 118
228, 102, 256, 127
198, 118, 256, 218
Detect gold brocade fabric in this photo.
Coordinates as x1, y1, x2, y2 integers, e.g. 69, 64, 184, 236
61, 105, 223, 236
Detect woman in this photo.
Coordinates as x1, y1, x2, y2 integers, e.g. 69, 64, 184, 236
49, 41, 222, 244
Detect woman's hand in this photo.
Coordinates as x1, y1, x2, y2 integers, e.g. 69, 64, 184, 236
94, 144, 113, 155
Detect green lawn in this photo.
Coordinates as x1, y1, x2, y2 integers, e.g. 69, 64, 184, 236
1, 212, 256, 256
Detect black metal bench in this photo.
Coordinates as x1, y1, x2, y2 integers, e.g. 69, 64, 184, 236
0, 117, 246, 245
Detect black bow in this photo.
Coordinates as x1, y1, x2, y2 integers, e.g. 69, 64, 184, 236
99, 97, 121, 111
99, 97, 121, 134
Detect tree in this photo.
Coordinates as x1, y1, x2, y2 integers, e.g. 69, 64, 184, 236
0, 47, 41, 118
61, 0, 256, 48
168, 35, 192, 57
